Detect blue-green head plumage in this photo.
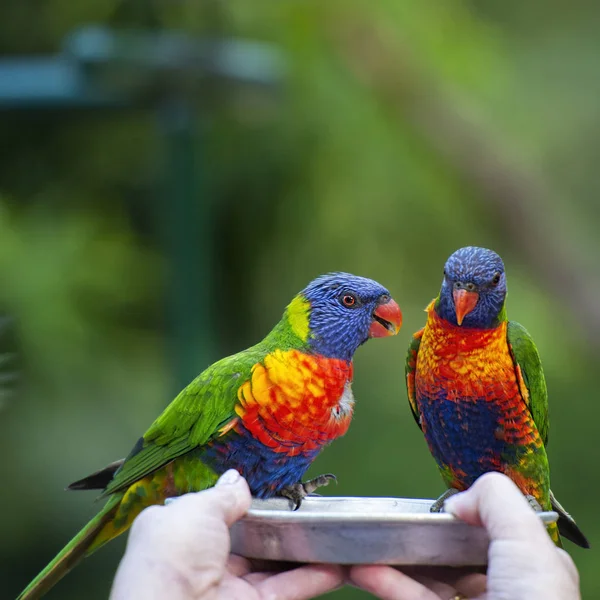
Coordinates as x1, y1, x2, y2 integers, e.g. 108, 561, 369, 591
436, 247, 507, 329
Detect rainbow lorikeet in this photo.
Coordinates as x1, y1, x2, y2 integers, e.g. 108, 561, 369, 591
19, 272, 402, 600
405, 247, 588, 548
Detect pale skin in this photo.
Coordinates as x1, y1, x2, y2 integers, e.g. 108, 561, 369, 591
111, 470, 580, 600
110, 469, 344, 600
350, 472, 581, 600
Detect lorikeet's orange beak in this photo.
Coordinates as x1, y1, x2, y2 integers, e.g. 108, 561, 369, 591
453, 289, 479, 326
369, 298, 402, 337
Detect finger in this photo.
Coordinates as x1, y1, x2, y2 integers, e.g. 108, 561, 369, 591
452, 573, 487, 597
443, 472, 551, 544
399, 573, 458, 599
227, 554, 252, 577
399, 567, 487, 597
256, 564, 345, 600
242, 560, 319, 584
163, 469, 252, 528
129, 470, 252, 566
350, 565, 442, 600
242, 571, 271, 586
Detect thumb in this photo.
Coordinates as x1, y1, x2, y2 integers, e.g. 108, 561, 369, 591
210, 469, 253, 526
444, 472, 551, 544
164, 469, 252, 527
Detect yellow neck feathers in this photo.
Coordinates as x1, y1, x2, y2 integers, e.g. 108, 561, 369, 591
286, 295, 311, 342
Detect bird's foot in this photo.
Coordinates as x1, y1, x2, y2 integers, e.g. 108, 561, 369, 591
303, 473, 337, 495
526, 495, 543, 512
430, 488, 461, 513
279, 473, 337, 510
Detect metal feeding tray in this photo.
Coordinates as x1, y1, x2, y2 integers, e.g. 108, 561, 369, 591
230, 496, 558, 567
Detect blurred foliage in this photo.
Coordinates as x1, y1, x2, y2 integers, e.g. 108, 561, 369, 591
1, 1, 599, 599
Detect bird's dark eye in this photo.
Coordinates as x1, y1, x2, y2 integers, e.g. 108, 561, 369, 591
341, 293, 357, 308
491, 272, 501, 285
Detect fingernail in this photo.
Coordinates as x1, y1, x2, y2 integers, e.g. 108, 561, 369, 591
216, 469, 241, 486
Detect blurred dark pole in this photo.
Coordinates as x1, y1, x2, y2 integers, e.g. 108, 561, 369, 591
0, 27, 284, 392
159, 99, 212, 386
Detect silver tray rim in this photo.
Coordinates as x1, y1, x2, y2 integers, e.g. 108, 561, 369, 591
242, 496, 559, 525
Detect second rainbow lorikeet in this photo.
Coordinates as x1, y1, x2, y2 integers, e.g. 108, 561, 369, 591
405, 246, 589, 548
19, 272, 402, 600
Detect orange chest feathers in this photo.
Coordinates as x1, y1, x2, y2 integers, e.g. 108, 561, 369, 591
235, 349, 355, 455
416, 304, 519, 402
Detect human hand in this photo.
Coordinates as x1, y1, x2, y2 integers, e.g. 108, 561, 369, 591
110, 469, 344, 600
350, 472, 580, 600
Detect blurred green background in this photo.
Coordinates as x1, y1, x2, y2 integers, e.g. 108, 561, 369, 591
2, 1, 599, 598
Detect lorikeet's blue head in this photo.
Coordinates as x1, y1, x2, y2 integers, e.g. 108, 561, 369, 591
436, 247, 507, 329
291, 272, 402, 362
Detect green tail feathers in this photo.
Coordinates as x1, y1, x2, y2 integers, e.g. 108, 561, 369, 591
17, 496, 121, 600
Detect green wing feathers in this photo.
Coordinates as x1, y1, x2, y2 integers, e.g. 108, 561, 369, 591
506, 321, 549, 445
19, 349, 266, 600
103, 350, 260, 497
405, 328, 424, 429
507, 321, 590, 548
